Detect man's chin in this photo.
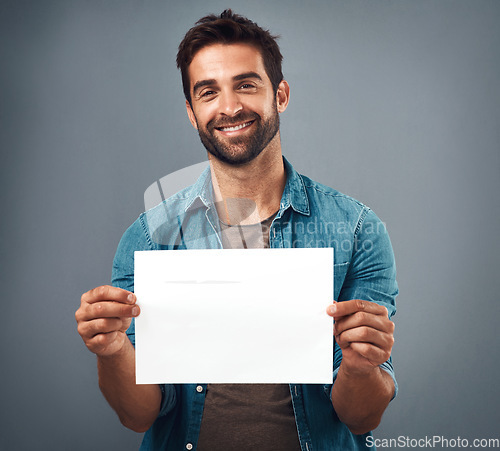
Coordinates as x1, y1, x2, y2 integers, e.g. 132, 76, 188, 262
199, 126, 271, 166
208, 149, 261, 166
202, 138, 261, 165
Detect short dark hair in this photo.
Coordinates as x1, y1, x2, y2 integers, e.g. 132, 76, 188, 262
176, 9, 283, 105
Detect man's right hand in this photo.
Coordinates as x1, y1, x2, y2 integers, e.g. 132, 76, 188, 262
75, 285, 140, 357
76, 286, 160, 432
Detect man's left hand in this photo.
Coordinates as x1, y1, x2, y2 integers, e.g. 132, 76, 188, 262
327, 300, 395, 377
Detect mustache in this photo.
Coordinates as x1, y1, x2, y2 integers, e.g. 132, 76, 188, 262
208, 113, 259, 130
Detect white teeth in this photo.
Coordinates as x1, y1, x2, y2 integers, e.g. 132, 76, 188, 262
219, 121, 252, 132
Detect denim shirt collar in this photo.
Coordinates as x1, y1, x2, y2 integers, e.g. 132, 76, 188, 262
183, 164, 214, 213
183, 156, 311, 217
279, 156, 310, 217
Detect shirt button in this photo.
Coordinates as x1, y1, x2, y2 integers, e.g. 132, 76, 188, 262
196, 385, 203, 393
186, 444, 193, 450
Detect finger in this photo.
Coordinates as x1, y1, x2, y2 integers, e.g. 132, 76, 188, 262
334, 310, 395, 336
349, 342, 392, 366
78, 301, 140, 322
78, 317, 130, 339
335, 326, 394, 352
326, 299, 388, 319
81, 285, 136, 305
85, 331, 123, 355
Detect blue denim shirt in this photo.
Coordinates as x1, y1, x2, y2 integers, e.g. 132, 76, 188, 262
111, 157, 398, 450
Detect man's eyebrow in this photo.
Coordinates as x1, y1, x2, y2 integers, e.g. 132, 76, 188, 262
192, 72, 263, 96
193, 79, 217, 96
233, 72, 263, 82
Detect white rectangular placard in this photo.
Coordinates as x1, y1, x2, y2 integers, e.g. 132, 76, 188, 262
134, 248, 333, 384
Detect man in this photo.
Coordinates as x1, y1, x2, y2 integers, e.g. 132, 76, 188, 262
75, 10, 398, 450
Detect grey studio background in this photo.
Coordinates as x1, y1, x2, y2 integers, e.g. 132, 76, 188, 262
1, 1, 499, 450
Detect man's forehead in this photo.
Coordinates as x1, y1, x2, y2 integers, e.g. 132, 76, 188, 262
188, 43, 267, 88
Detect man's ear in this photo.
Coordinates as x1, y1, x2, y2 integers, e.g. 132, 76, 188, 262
186, 100, 198, 130
276, 80, 290, 113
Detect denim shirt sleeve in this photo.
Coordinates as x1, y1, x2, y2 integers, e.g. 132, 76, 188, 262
336, 207, 399, 399
110, 215, 177, 417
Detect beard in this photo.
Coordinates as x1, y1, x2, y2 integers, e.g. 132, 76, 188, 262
195, 106, 280, 166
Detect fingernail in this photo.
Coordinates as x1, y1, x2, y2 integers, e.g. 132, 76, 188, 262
329, 305, 336, 314
132, 306, 139, 316
127, 293, 136, 303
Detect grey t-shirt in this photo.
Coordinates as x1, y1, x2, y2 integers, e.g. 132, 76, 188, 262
196, 213, 301, 451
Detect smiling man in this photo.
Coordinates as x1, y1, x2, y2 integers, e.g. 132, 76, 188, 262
186, 44, 283, 167
75, 10, 398, 450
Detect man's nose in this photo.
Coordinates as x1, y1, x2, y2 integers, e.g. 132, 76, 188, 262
219, 90, 243, 117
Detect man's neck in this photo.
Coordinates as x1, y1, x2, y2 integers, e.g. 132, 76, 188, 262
209, 135, 286, 226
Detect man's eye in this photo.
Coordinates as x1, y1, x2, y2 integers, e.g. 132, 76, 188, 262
239, 83, 254, 89
201, 90, 216, 97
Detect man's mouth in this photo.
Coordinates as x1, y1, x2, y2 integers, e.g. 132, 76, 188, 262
216, 120, 254, 132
